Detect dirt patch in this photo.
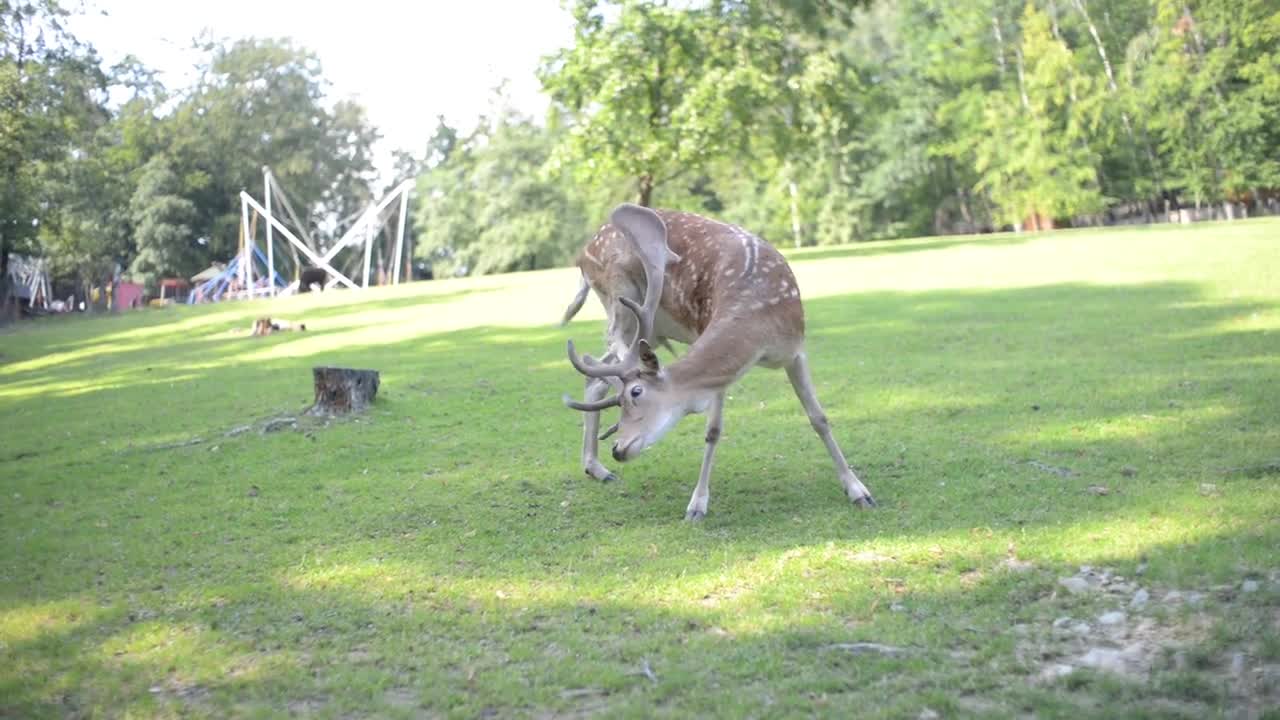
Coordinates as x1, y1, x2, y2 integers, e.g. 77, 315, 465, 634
1022, 566, 1280, 714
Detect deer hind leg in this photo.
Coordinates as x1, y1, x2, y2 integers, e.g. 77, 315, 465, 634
686, 391, 725, 521
580, 375, 619, 483
785, 352, 876, 508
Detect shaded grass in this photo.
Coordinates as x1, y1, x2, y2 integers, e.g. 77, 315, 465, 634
1, 220, 1278, 718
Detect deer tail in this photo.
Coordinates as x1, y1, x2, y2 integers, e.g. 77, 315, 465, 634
560, 271, 591, 327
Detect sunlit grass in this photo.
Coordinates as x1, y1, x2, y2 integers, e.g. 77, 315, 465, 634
2, 220, 1278, 718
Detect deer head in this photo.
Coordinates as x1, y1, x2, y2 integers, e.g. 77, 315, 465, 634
562, 204, 697, 461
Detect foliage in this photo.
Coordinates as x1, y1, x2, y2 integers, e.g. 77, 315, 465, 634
157, 38, 380, 273
5, 0, 1280, 287
539, 0, 791, 207
4, 24, 382, 294
127, 156, 200, 283
1127, 0, 1280, 205
0, 0, 107, 303
413, 112, 595, 277
975, 3, 1107, 226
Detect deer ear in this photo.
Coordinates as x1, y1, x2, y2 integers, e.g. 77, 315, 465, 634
637, 339, 661, 374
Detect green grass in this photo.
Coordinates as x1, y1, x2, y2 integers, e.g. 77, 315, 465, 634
2, 220, 1278, 718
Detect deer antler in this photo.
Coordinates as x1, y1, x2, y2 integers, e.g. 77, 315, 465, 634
561, 393, 622, 412
611, 203, 674, 348
564, 204, 674, 382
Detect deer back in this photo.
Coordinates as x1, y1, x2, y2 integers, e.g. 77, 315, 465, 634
578, 209, 805, 346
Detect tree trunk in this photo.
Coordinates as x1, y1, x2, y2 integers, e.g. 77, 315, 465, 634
637, 173, 654, 208
307, 367, 380, 415
991, 16, 1008, 79
1013, 47, 1031, 111
787, 178, 803, 248
403, 229, 413, 282
0, 243, 11, 322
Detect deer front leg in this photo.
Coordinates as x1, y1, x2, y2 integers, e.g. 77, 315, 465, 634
686, 391, 725, 521
581, 376, 619, 483
785, 352, 876, 508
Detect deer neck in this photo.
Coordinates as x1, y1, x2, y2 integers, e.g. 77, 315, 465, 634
664, 319, 763, 394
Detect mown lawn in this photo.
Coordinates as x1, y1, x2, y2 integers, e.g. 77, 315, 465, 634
2, 220, 1278, 719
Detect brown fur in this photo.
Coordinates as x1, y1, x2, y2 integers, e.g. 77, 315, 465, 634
575, 209, 806, 385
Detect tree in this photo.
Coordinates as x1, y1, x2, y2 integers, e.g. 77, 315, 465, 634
159, 37, 379, 272
975, 2, 1105, 227
38, 56, 165, 295
540, 0, 787, 207
128, 156, 200, 283
1, 0, 106, 313
1128, 0, 1280, 209
414, 112, 593, 277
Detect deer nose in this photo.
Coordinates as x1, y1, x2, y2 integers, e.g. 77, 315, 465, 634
611, 442, 628, 462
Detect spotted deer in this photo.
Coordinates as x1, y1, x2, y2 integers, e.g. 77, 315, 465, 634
560, 203, 876, 520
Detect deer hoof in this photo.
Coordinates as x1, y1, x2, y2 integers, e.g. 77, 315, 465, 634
851, 494, 877, 509
685, 509, 706, 522
584, 464, 618, 483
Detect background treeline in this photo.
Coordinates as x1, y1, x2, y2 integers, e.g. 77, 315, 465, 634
4, 0, 1278, 297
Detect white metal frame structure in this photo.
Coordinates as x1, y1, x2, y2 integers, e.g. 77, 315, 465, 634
6, 255, 51, 309
233, 166, 413, 299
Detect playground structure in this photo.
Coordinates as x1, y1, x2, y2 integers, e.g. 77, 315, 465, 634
191, 166, 412, 303
5, 255, 52, 311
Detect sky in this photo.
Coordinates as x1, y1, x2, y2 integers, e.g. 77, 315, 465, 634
68, 0, 577, 181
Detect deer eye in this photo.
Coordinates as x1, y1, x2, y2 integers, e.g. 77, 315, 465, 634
629, 385, 644, 399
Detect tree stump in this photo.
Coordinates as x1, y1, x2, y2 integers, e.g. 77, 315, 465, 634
308, 367, 380, 415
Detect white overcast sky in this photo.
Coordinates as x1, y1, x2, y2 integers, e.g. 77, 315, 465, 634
69, 0, 576, 180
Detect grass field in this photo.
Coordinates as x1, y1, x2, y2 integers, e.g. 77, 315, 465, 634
2, 220, 1278, 718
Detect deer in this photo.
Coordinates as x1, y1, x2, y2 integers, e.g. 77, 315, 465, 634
560, 203, 876, 520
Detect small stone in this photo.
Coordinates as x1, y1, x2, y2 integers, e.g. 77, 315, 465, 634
1242, 579, 1260, 593
1071, 622, 1091, 635
1198, 483, 1219, 496
1135, 562, 1148, 576
890, 603, 907, 613
1041, 663, 1075, 680
1059, 577, 1092, 595
1053, 616, 1073, 629
247, 485, 259, 497
1130, 589, 1150, 609
1164, 590, 1183, 603
918, 709, 941, 720
261, 416, 298, 434
822, 642, 908, 656
1078, 647, 1128, 673
1079, 565, 1094, 575
1087, 484, 1110, 496
1186, 591, 1206, 606
1110, 582, 1134, 594
1120, 466, 1137, 477
1230, 652, 1246, 677
1098, 611, 1126, 626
